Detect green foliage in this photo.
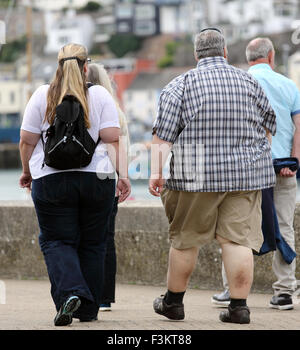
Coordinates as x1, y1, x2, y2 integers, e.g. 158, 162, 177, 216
0, 0, 15, 8
107, 34, 142, 58
157, 40, 179, 69
89, 44, 104, 55
0, 36, 27, 63
78, 1, 102, 12
157, 55, 173, 68
165, 41, 178, 56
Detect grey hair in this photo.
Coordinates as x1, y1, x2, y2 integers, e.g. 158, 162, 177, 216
245, 37, 274, 62
194, 30, 226, 60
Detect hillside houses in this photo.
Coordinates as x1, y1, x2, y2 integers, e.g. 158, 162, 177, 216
1, 0, 300, 143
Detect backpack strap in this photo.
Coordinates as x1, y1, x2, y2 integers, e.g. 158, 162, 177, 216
41, 83, 99, 169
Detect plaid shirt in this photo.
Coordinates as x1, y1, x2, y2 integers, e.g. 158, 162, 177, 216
153, 56, 276, 192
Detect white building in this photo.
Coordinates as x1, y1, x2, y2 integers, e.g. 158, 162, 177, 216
0, 80, 23, 118
94, 15, 115, 43
157, 0, 299, 44
0, 78, 42, 129
159, 2, 186, 34
215, 0, 300, 43
288, 51, 300, 90
44, 10, 95, 54
158, 0, 207, 35
29, 0, 107, 11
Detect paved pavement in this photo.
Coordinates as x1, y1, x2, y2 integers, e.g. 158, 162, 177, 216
0, 280, 300, 331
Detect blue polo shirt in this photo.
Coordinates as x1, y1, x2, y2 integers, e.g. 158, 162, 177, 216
248, 63, 300, 159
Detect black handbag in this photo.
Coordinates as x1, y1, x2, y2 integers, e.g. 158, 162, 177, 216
273, 157, 299, 174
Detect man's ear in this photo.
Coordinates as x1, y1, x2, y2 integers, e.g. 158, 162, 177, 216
194, 51, 199, 62
84, 62, 88, 74
268, 50, 275, 69
224, 47, 228, 59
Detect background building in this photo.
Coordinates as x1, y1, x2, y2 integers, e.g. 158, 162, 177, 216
123, 67, 189, 142
29, 0, 106, 11
115, 0, 160, 36
44, 10, 95, 54
289, 51, 300, 90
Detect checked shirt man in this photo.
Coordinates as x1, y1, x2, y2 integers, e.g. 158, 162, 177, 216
149, 28, 276, 324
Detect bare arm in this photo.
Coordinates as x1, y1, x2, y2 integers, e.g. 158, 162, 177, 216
106, 135, 131, 203
264, 127, 272, 144
99, 127, 120, 144
292, 114, 300, 160
19, 130, 40, 189
107, 138, 128, 179
149, 134, 172, 197
279, 113, 300, 177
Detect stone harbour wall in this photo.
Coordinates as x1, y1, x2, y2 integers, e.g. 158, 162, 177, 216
0, 200, 299, 293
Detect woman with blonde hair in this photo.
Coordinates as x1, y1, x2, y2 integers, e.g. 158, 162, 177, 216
87, 63, 129, 312
19, 43, 131, 326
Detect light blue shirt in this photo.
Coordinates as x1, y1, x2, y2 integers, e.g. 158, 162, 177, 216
248, 63, 300, 159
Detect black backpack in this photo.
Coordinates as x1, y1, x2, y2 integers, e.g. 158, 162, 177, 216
42, 87, 99, 170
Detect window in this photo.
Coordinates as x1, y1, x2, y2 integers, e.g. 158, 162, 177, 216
118, 21, 130, 32
116, 4, 133, 19
274, 1, 295, 17
135, 5, 155, 20
134, 20, 156, 36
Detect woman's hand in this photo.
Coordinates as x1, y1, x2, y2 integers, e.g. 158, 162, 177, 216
116, 178, 131, 203
19, 172, 32, 191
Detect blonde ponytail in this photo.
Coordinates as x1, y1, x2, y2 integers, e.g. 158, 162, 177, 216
45, 43, 90, 128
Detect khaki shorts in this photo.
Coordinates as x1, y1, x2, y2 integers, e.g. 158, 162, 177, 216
161, 188, 263, 252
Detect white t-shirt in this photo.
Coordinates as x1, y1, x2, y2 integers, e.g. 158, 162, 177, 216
21, 84, 120, 179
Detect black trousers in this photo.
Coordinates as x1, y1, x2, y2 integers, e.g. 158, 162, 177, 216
101, 196, 119, 304
31, 171, 115, 319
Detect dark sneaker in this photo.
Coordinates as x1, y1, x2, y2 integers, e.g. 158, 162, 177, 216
100, 303, 111, 312
219, 305, 250, 324
211, 289, 230, 307
153, 295, 184, 320
54, 295, 81, 326
269, 294, 293, 310
79, 316, 98, 322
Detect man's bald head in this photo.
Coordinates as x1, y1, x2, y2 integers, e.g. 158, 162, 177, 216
246, 37, 275, 63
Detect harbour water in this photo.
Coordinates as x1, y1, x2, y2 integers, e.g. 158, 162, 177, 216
1, 169, 300, 202
0, 169, 159, 202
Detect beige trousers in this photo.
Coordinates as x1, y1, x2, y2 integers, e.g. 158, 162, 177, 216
221, 176, 297, 295
272, 175, 297, 296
